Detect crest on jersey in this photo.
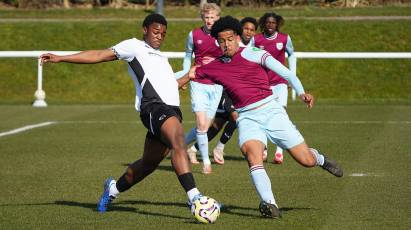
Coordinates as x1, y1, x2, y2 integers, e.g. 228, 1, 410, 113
197, 40, 203, 45
276, 43, 283, 50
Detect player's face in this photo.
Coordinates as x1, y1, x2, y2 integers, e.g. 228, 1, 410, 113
202, 11, 220, 30
143, 22, 167, 49
217, 30, 240, 57
264, 16, 277, 35
242, 22, 256, 42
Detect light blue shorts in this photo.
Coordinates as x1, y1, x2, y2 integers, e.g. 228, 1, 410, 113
190, 81, 223, 118
237, 99, 304, 149
271, 83, 288, 107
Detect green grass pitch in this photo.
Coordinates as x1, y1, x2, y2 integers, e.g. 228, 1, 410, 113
0, 103, 410, 229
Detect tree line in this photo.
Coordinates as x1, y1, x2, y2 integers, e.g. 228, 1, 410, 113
1, 0, 409, 9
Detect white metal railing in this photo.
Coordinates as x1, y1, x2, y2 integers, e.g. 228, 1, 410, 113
0, 51, 410, 107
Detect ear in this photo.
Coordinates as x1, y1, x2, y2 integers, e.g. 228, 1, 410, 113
143, 27, 148, 35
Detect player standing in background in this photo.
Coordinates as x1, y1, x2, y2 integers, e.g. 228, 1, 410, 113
187, 90, 238, 165
250, 12, 297, 164
175, 3, 223, 174
187, 16, 343, 218
240, 17, 258, 46
40, 14, 219, 219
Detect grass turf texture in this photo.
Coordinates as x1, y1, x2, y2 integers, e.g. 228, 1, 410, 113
0, 103, 410, 229
0, 18, 410, 103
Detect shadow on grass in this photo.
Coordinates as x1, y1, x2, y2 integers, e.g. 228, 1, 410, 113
0, 200, 315, 221
55, 200, 191, 221
121, 163, 175, 172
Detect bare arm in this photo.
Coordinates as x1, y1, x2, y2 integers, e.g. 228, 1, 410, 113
40, 49, 117, 64
177, 66, 196, 89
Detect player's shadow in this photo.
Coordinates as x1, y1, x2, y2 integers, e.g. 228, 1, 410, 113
54, 200, 191, 220
223, 155, 246, 161
121, 163, 175, 172
221, 204, 315, 218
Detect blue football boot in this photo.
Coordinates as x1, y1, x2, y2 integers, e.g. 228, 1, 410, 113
97, 177, 115, 213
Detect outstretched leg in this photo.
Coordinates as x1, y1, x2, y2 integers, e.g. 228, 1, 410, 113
287, 142, 343, 177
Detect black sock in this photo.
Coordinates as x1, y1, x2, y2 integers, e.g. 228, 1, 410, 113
116, 174, 132, 193
177, 173, 196, 192
220, 120, 236, 144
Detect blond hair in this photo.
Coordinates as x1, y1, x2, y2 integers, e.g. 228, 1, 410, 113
200, 3, 221, 17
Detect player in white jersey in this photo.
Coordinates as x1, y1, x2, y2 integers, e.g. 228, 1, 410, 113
40, 14, 219, 220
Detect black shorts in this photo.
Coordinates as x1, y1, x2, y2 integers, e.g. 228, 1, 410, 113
140, 103, 183, 140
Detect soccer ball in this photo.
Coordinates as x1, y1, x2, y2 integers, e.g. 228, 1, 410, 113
191, 196, 220, 224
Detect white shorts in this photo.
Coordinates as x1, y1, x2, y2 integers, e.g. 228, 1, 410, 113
190, 81, 223, 119
271, 83, 288, 107
237, 99, 304, 149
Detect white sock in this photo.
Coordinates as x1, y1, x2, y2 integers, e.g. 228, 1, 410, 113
215, 141, 225, 150
249, 165, 277, 206
187, 188, 201, 202
309, 148, 325, 166
109, 180, 120, 198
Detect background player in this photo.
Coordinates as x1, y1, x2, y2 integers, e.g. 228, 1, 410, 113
175, 3, 223, 174
40, 13, 217, 218
240, 17, 258, 46
250, 12, 297, 164
187, 90, 238, 165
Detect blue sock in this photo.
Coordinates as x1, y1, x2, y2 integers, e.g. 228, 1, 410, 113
185, 128, 197, 145
250, 165, 276, 205
196, 130, 211, 165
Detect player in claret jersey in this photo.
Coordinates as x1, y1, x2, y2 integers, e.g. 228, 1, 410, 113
185, 16, 343, 219
250, 12, 297, 164
175, 3, 224, 174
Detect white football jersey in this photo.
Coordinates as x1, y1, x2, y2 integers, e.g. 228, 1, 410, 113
112, 38, 179, 111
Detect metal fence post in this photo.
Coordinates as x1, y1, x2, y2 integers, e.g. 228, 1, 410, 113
32, 58, 47, 107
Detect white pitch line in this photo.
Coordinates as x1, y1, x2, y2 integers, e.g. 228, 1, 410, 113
0, 121, 57, 138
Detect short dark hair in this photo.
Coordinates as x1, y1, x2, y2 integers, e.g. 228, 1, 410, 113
258, 12, 284, 32
211, 16, 243, 39
143, 13, 167, 28
240, 17, 258, 31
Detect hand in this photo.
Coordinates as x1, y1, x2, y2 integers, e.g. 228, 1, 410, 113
300, 93, 314, 109
188, 66, 197, 79
39, 53, 61, 64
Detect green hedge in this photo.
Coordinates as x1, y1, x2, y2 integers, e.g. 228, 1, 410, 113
0, 10, 410, 104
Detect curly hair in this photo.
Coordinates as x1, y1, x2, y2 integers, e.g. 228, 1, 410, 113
211, 16, 243, 39
258, 12, 284, 32
143, 13, 167, 28
240, 17, 258, 31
